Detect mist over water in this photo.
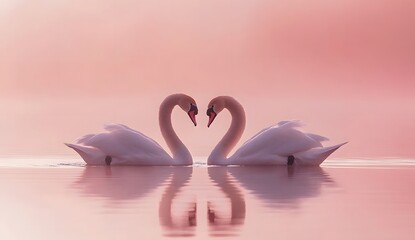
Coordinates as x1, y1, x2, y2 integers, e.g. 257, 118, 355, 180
1, 0, 414, 159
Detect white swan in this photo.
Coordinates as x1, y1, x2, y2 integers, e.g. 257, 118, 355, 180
206, 96, 346, 166
65, 94, 198, 166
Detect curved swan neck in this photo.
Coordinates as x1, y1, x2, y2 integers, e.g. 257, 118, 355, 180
208, 97, 246, 165
159, 94, 192, 165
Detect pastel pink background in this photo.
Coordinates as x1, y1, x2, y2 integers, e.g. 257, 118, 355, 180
1, 1, 414, 158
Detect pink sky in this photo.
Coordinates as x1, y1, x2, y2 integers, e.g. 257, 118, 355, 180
1, 0, 414, 158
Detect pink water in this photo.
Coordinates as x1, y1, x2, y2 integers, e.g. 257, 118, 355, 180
1, 157, 414, 239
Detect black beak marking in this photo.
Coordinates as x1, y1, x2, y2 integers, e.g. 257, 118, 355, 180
188, 103, 198, 115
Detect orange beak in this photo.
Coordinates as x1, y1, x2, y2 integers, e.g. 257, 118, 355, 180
188, 111, 197, 126
207, 107, 217, 128
187, 104, 198, 126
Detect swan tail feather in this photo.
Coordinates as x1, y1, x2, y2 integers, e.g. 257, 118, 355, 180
103, 123, 125, 132
306, 133, 329, 142
65, 143, 106, 165
75, 134, 95, 144
277, 120, 303, 128
294, 142, 347, 166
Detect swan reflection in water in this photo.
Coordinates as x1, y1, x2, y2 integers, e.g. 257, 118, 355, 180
158, 167, 196, 237
227, 166, 334, 209
73, 165, 332, 238
206, 166, 332, 236
207, 167, 246, 237
74, 166, 173, 202
74, 166, 195, 237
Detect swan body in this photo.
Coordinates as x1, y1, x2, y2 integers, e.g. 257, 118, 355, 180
207, 96, 346, 166
66, 94, 198, 166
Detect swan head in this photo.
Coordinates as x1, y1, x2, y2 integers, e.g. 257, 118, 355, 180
178, 95, 198, 126
206, 97, 226, 127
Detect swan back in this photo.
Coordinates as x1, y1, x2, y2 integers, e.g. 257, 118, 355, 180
233, 121, 322, 160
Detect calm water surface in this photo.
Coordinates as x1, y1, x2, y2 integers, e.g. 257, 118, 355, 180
0, 157, 414, 240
